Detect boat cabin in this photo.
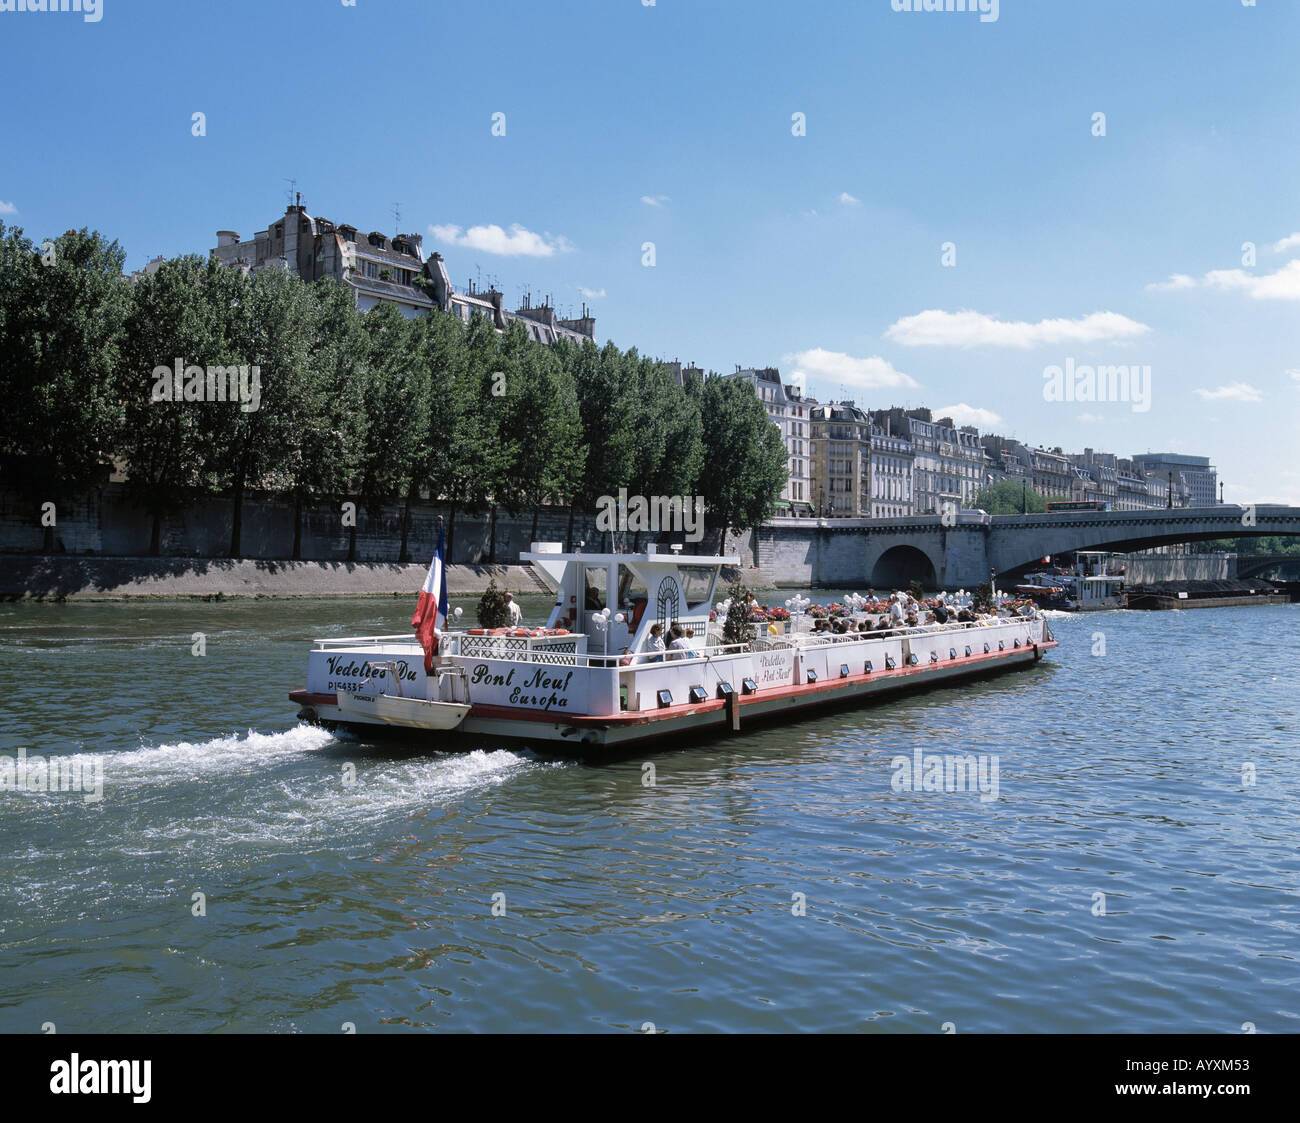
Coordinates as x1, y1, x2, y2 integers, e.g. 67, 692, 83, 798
521, 544, 737, 658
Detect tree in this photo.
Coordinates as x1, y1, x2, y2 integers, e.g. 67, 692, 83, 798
465, 314, 518, 562
973, 480, 1062, 515
477, 578, 510, 628
355, 304, 430, 561
416, 310, 482, 562
0, 226, 130, 548
284, 279, 371, 559
212, 266, 317, 557
696, 375, 788, 553
119, 255, 242, 554
497, 324, 585, 543
722, 580, 756, 647
561, 338, 635, 548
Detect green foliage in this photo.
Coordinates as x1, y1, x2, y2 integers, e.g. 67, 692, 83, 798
0, 225, 130, 500
907, 579, 924, 601
119, 255, 243, 551
1201, 535, 1300, 557
697, 375, 788, 550
722, 581, 756, 647
477, 578, 511, 628
0, 232, 812, 561
356, 303, 429, 515
973, 480, 1059, 515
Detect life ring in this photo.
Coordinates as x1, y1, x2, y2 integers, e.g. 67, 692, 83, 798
468, 628, 487, 635
491, 627, 507, 635
551, 628, 569, 636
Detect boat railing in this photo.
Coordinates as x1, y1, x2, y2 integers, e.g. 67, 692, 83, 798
314, 634, 417, 649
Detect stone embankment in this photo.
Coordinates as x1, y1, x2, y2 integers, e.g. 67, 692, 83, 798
0, 557, 552, 601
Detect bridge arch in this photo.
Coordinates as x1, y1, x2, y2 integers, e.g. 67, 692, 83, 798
988, 507, 1300, 579
871, 545, 938, 590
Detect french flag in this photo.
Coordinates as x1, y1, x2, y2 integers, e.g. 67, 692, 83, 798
411, 526, 448, 672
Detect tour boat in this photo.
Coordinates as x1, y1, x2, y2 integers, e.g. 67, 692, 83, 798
289, 545, 1057, 752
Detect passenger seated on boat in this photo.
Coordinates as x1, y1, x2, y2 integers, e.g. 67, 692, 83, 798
875, 617, 892, 631
642, 622, 666, 663
933, 602, 950, 624
955, 608, 977, 623
668, 624, 691, 659
684, 626, 700, 656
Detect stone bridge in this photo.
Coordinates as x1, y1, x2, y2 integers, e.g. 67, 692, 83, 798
1235, 554, 1300, 579
740, 506, 1300, 590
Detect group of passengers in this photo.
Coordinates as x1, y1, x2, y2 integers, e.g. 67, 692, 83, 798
804, 590, 1012, 638
642, 622, 698, 662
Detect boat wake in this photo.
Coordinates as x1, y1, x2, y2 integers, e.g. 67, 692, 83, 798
88, 724, 337, 781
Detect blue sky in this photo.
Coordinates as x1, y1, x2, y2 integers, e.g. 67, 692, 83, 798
3, 0, 1298, 502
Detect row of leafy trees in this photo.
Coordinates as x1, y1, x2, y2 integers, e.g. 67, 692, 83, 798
0, 224, 788, 558
972, 480, 1063, 515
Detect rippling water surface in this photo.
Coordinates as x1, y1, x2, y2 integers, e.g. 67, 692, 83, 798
1, 595, 1297, 1033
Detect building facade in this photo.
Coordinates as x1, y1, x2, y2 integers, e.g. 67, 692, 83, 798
1131, 453, 1218, 507
810, 402, 872, 517
728, 366, 815, 515
211, 202, 596, 343
869, 426, 915, 518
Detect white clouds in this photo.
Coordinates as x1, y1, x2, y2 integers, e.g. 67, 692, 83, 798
933, 403, 1003, 429
1200, 259, 1300, 300
1193, 382, 1263, 403
839, 192, 861, 206
784, 348, 919, 392
1272, 232, 1300, 253
0, 200, 16, 215
428, 222, 574, 257
1077, 412, 1105, 423
577, 286, 605, 299
641, 195, 670, 208
1145, 259, 1300, 300
883, 309, 1151, 349
1288, 369, 1300, 383
1145, 274, 1197, 292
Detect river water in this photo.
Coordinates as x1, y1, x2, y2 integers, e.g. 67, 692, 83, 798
1, 594, 1297, 1033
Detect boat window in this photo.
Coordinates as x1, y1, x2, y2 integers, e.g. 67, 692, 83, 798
678, 565, 716, 607
584, 567, 607, 611
616, 565, 647, 610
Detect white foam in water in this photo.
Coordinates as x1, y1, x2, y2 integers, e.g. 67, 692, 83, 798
295, 748, 551, 822
62, 724, 336, 783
